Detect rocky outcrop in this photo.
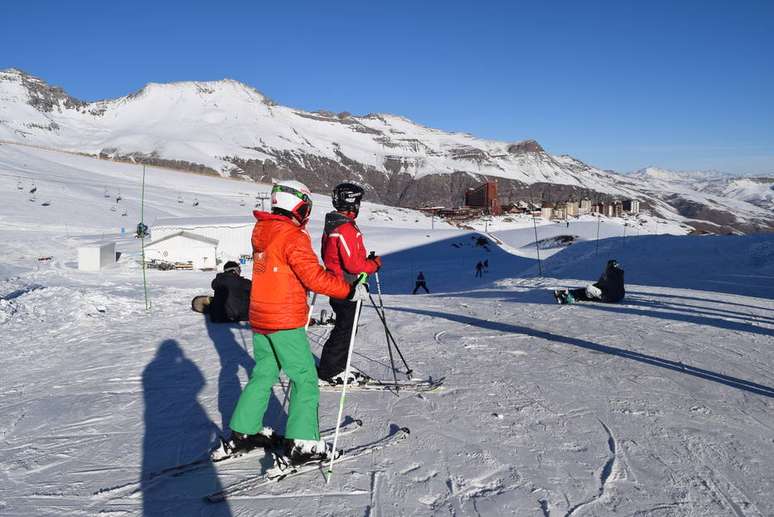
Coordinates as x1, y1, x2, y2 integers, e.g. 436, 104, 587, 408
507, 139, 544, 154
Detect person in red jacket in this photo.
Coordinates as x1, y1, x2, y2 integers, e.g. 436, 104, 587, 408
215, 180, 368, 464
318, 182, 381, 384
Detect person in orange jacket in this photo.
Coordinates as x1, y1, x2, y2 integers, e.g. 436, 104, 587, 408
216, 180, 368, 464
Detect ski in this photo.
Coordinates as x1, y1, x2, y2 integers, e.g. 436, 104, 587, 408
277, 377, 444, 393
96, 418, 363, 496
205, 425, 410, 502
320, 376, 444, 393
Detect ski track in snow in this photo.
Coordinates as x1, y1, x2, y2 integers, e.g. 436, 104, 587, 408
1, 145, 774, 516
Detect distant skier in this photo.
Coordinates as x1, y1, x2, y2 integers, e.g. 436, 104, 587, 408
209, 261, 251, 323
218, 180, 367, 464
413, 272, 429, 294
475, 261, 483, 278
483, 259, 489, 272
318, 182, 381, 385
555, 259, 625, 304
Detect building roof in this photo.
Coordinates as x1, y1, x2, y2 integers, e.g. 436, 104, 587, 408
152, 215, 254, 229
146, 231, 219, 248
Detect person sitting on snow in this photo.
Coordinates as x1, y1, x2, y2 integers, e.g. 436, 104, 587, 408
209, 261, 251, 323
555, 259, 625, 304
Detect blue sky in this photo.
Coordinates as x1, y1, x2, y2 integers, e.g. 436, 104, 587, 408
1, 0, 772, 174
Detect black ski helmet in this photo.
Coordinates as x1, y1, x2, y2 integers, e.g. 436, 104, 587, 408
607, 259, 619, 268
223, 261, 241, 274
332, 182, 364, 214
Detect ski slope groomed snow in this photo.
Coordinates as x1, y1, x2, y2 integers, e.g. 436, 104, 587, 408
1, 142, 773, 516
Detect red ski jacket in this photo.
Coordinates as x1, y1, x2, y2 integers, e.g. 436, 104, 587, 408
249, 211, 350, 331
320, 211, 379, 289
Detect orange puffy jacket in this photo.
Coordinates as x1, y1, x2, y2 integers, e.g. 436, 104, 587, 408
249, 211, 350, 332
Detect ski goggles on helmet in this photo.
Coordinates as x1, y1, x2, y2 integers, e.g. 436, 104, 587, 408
272, 184, 310, 203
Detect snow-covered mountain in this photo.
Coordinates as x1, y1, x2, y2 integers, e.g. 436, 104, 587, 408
627, 167, 774, 230
1, 68, 772, 233
630, 167, 774, 212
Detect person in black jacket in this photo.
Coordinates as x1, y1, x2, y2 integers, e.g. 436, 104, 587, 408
209, 261, 251, 322
555, 260, 625, 304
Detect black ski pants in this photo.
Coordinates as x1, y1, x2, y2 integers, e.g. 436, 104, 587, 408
568, 288, 592, 301
317, 298, 359, 380
413, 281, 429, 294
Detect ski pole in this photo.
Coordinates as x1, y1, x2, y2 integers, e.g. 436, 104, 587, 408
281, 292, 318, 411
305, 292, 318, 331
326, 294, 364, 484
373, 271, 399, 387
367, 292, 413, 378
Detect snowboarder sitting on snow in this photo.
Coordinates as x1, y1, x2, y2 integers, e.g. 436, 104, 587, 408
413, 271, 429, 294
555, 259, 625, 304
209, 261, 251, 323
219, 180, 368, 464
318, 182, 381, 385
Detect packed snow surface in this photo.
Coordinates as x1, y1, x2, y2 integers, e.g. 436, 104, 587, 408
1, 143, 773, 516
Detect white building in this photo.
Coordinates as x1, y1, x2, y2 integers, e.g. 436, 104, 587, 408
78, 242, 116, 271
145, 231, 219, 270
148, 216, 255, 269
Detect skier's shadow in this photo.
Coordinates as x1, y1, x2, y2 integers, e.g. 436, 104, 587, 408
204, 316, 288, 434
141, 339, 232, 516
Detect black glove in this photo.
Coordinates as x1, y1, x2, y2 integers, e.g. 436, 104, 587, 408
368, 251, 382, 271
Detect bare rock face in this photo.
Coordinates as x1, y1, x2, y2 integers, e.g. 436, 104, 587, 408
507, 139, 545, 155
12, 69, 87, 113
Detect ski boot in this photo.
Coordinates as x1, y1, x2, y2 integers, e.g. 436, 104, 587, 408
284, 438, 341, 465
212, 427, 278, 460
320, 369, 369, 386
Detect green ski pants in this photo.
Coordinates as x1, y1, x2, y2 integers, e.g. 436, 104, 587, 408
229, 328, 320, 440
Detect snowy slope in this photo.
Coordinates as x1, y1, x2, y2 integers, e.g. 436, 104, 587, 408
1, 144, 774, 516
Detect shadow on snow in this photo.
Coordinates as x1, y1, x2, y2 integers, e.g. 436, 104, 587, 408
391, 307, 774, 399
377, 232, 536, 295
141, 339, 232, 516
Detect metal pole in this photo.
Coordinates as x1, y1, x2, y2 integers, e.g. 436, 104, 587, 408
595, 214, 601, 256
326, 297, 363, 484
140, 165, 150, 311
623, 221, 626, 247
532, 213, 543, 277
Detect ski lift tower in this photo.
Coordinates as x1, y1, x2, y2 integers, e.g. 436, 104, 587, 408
256, 191, 271, 211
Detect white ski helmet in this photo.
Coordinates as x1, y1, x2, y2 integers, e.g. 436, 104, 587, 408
271, 180, 313, 225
